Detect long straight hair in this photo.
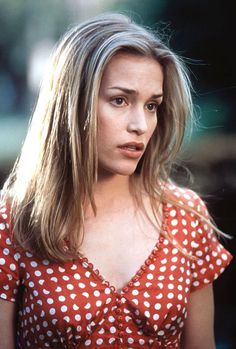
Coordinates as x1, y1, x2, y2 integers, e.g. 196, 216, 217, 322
3, 13, 195, 261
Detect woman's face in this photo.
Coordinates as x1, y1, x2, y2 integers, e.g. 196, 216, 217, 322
97, 52, 163, 178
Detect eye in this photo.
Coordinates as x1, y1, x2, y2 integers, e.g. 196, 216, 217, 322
111, 97, 127, 107
146, 102, 158, 113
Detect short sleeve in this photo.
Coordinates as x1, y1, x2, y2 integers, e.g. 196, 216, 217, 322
0, 202, 20, 302
190, 195, 233, 292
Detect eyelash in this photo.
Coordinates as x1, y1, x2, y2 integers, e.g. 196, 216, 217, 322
111, 97, 127, 107
111, 97, 159, 112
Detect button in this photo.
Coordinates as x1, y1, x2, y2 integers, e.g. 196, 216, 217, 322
123, 287, 129, 293
137, 270, 144, 276
118, 331, 124, 337
145, 259, 152, 266
118, 323, 124, 330
163, 205, 168, 212
116, 300, 122, 306
132, 276, 139, 282
142, 264, 147, 270
115, 308, 121, 314
118, 316, 122, 322
110, 286, 115, 292
128, 281, 133, 287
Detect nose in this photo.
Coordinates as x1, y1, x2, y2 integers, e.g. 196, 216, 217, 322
127, 105, 148, 135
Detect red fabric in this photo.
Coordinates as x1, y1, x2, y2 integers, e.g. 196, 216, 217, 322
0, 187, 232, 348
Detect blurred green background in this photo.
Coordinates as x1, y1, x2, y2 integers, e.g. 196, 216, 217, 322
0, 0, 235, 348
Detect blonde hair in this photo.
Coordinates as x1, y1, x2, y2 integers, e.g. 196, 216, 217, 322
3, 13, 195, 261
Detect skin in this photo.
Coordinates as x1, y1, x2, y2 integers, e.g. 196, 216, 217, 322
97, 52, 163, 178
181, 284, 215, 349
0, 299, 16, 349
0, 53, 216, 349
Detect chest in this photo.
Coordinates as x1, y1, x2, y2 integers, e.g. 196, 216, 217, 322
79, 207, 162, 291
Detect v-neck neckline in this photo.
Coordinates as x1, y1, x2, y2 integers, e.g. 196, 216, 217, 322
78, 202, 169, 296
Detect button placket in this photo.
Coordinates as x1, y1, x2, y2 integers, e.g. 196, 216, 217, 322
115, 294, 125, 343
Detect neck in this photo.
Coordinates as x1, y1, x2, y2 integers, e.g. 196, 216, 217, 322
94, 174, 132, 209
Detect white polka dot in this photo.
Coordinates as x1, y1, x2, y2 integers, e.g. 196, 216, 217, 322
168, 292, 174, 299
47, 298, 54, 304
171, 219, 178, 226
30, 261, 38, 267
49, 308, 56, 315
160, 266, 166, 272
110, 326, 116, 333
62, 275, 69, 281
75, 314, 81, 321
132, 289, 139, 296
9, 263, 16, 271
222, 253, 228, 261
84, 339, 91, 346
66, 284, 74, 290
153, 313, 159, 320
46, 268, 53, 274
154, 303, 161, 310
85, 313, 92, 320
96, 300, 102, 307
158, 330, 165, 336
108, 315, 115, 322
0, 258, 6, 265
3, 248, 9, 255
216, 259, 222, 266
61, 305, 67, 312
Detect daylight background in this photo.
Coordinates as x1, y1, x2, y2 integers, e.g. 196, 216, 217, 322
0, 0, 235, 348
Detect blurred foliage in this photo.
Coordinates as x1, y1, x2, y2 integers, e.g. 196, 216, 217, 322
0, 0, 71, 115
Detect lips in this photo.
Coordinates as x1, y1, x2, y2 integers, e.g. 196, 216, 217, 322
118, 142, 145, 151
117, 142, 145, 159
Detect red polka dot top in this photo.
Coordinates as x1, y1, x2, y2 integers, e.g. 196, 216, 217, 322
0, 187, 232, 348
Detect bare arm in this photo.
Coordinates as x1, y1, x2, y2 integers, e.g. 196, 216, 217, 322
0, 299, 16, 349
181, 284, 216, 349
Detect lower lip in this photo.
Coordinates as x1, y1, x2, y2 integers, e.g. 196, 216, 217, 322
118, 147, 143, 159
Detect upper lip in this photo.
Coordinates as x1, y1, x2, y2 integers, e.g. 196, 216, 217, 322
118, 142, 145, 151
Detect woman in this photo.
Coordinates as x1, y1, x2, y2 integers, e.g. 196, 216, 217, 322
0, 13, 232, 349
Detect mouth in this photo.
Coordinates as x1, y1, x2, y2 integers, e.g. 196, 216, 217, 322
118, 142, 145, 159
118, 142, 145, 152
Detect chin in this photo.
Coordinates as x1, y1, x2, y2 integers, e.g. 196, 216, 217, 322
98, 164, 138, 177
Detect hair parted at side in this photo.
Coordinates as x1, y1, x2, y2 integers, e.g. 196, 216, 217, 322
3, 13, 194, 261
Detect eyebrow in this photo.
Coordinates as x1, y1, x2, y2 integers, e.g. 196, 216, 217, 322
108, 86, 163, 99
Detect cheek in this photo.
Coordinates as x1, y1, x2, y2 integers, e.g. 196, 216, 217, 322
148, 118, 158, 139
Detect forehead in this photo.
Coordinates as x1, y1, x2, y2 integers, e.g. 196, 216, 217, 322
100, 52, 163, 91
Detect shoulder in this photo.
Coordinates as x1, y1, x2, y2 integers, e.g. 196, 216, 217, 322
162, 182, 214, 254
0, 199, 12, 240
163, 182, 207, 214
